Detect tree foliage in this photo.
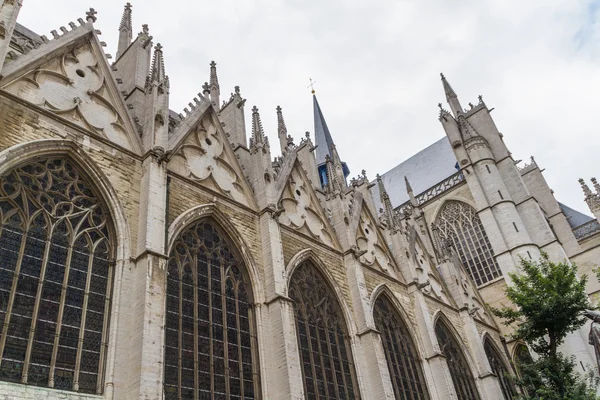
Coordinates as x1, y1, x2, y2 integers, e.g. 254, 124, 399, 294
491, 253, 599, 399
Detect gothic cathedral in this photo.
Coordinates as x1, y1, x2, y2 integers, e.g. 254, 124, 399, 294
1, 2, 600, 399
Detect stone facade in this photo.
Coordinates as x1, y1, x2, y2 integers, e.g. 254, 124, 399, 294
0, 2, 598, 400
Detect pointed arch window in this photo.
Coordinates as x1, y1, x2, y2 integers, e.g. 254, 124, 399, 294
290, 262, 360, 399
435, 201, 501, 286
0, 158, 114, 394
514, 343, 533, 377
435, 319, 481, 400
164, 220, 261, 399
484, 338, 517, 400
373, 295, 430, 400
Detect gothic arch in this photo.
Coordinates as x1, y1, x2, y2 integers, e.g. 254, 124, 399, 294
287, 257, 362, 399
432, 199, 501, 286
0, 139, 131, 261
164, 217, 262, 399
371, 287, 431, 399
481, 334, 517, 400
167, 204, 264, 303
369, 284, 420, 344
0, 139, 131, 395
0, 144, 129, 394
433, 312, 482, 400
284, 248, 357, 335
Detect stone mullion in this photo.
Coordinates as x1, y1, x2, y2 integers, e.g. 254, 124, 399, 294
384, 325, 404, 398
332, 328, 349, 398
234, 285, 244, 399
48, 240, 75, 388
248, 305, 261, 399
208, 257, 214, 396
323, 320, 341, 399
21, 226, 53, 384
178, 272, 183, 400
193, 255, 199, 400
303, 315, 320, 399
220, 262, 230, 399
72, 244, 96, 391
313, 321, 331, 400
0, 226, 28, 366
96, 260, 113, 395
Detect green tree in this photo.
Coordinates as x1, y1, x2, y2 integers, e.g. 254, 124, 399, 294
491, 253, 599, 399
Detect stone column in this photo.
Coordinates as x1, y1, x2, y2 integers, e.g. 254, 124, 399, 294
259, 212, 305, 399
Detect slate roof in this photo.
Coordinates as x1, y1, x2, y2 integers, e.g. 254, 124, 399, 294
559, 202, 594, 229
370, 137, 459, 211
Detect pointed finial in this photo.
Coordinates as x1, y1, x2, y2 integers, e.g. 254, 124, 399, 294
276, 105, 289, 153
148, 43, 166, 85
120, 3, 133, 31
592, 178, 600, 194
580, 178, 593, 198
250, 106, 269, 152
440, 72, 457, 99
142, 24, 149, 35
404, 176, 413, 194
377, 174, 399, 232
86, 8, 98, 24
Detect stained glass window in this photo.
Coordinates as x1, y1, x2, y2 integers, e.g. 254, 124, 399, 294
164, 220, 260, 399
0, 158, 114, 394
289, 262, 360, 399
483, 338, 517, 400
373, 295, 430, 400
514, 343, 533, 377
434, 201, 501, 286
434, 319, 481, 400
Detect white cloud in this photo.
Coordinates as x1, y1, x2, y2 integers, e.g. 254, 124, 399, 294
16, 0, 600, 214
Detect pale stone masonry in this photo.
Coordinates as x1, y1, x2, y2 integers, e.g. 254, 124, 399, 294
0, 2, 599, 400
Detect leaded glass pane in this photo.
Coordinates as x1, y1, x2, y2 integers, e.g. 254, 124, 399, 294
434, 201, 501, 286
483, 339, 517, 400
165, 220, 260, 399
0, 158, 114, 394
435, 320, 481, 400
289, 262, 360, 400
373, 296, 430, 400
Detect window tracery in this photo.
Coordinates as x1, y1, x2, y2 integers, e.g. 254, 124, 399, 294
483, 339, 517, 400
434, 319, 481, 400
0, 158, 114, 394
373, 295, 430, 400
289, 262, 360, 399
164, 220, 260, 399
434, 201, 501, 286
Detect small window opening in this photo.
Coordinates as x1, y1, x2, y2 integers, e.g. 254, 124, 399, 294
498, 190, 504, 200
513, 222, 519, 232
486, 165, 491, 174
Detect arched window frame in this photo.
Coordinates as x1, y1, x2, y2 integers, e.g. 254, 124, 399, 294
434, 315, 481, 400
373, 292, 430, 400
0, 156, 117, 394
163, 218, 261, 399
483, 337, 518, 400
434, 200, 501, 286
288, 260, 361, 399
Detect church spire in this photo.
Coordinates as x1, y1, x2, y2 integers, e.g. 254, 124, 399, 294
250, 106, 269, 153
441, 73, 463, 117
117, 3, 133, 60
276, 105, 288, 154
209, 61, 220, 108
313, 93, 349, 188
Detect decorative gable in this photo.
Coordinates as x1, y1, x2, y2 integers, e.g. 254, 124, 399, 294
169, 112, 254, 207
1, 37, 139, 152
278, 163, 335, 247
408, 227, 449, 303
355, 205, 399, 279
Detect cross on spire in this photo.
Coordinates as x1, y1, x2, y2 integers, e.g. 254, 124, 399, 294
308, 78, 317, 94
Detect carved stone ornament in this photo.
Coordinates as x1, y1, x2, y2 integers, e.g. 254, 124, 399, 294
278, 168, 333, 246
1, 42, 132, 150
355, 208, 396, 278
169, 116, 249, 205
411, 235, 447, 302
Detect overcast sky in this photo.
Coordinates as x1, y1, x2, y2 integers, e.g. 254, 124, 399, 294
17, 0, 600, 215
